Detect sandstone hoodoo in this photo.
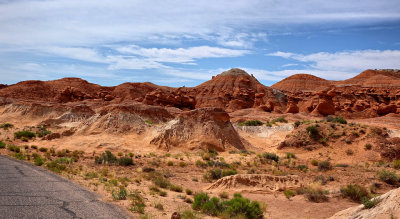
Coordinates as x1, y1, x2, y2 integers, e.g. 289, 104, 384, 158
150, 107, 245, 151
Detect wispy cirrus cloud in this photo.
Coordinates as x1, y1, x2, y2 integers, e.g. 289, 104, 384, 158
268, 50, 400, 73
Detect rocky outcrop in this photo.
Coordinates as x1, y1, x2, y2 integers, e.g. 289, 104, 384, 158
272, 74, 331, 92
150, 107, 244, 151
329, 187, 400, 219
206, 174, 303, 192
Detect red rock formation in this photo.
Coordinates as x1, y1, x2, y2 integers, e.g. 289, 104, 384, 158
271, 74, 331, 92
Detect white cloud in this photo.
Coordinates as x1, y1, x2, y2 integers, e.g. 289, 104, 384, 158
116, 45, 249, 64
0, 0, 399, 48
268, 50, 400, 76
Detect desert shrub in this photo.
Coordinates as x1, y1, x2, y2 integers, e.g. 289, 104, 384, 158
169, 184, 183, 193
314, 175, 328, 185
297, 164, 308, 172
36, 129, 51, 138
118, 157, 134, 166
262, 152, 279, 162
0, 141, 5, 149
303, 184, 329, 202
311, 159, 319, 166
112, 187, 127, 200
239, 120, 263, 126
195, 160, 207, 168
154, 202, 164, 210
377, 170, 400, 185
32, 153, 46, 166
31, 145, 38, 150
39, 147, 48, 152
283, 190, 296, 199
318, 161, 332, 171
286, 152, 296, 159
393, 160, 400, 169
365, 143, 372, 150
14, 153, 25, 160
185, 189, 193, 195
159, 190, 167, 197
46, 160, 67, 173
180, 209, 198, 219
203, 169, 237, 181
179, 161, 187, 167
129, 191, 146, 214
192, 193, 210, 210
7, 145, 20, 153
145, 120, 153, 125
149, 172, 170, 189
14, 131, 36, 139
222, 193, 263, 219
294, 121, 301, 127
272, 117, 288, 123
362, 197, 381, 209
306, 125, 319, 138
94, 150, 118, 165
332, 116, 347, 124
341, 184, 370, 202
0, 123, 13, 130
335, 164, 349, 168
192, 193, 262, 218
167, 161, 174, 166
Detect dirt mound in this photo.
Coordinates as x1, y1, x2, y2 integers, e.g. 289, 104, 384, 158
329, 187, 400, 219
150, 107, 245, 151
193, 68, 286, 112
338, 69, 400, 87
206, 174, 302, 192
272, 74, 332, 92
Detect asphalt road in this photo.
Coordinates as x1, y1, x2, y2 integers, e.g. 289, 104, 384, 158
0, 155, 131, 219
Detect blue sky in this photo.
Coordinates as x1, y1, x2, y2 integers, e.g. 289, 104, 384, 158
0, 0, 399, 87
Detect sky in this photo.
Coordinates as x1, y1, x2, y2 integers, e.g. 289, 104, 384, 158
0, 0, 400, 87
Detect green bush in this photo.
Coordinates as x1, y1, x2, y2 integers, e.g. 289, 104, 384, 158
14, 153, 25, 160
14, 131, 36, 139
303, 185, 329, 203
169, 184, 183, 193
306, 125, 319, 138
341, 184, 370, 202
7, 145, 20, 153
112, 187, 127, 200
0, 141, 5, 148
272, 117, 288, 123
283, 190, 296, 199
297, 165, 308, 172
239, 120, 263, 126
332, 116, 347, 124
46, 160, 67, 173
186, 189, 193, 195
318, 161, 332, 171
294, 121, 301, 127
129, 191, 146, 214
262, 152, 279, 162
0, 123, 13, 130
362, 197, 381, 209
203, 169, 237, 181
192, 193, 262, 219
222, 193, 263, 219
377, 170, 400, 185
286, 152, 296, 159
33, 153, 46, 166
365, 143, 372, 150
94, 150, 118, 165
118, 157, 134, 166
311, 159, 319, 166
39, 147, 48, 152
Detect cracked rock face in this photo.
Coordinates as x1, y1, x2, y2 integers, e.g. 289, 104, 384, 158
0, 156, 129, 218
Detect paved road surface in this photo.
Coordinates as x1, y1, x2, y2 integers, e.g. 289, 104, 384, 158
0, 155, 130, 219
